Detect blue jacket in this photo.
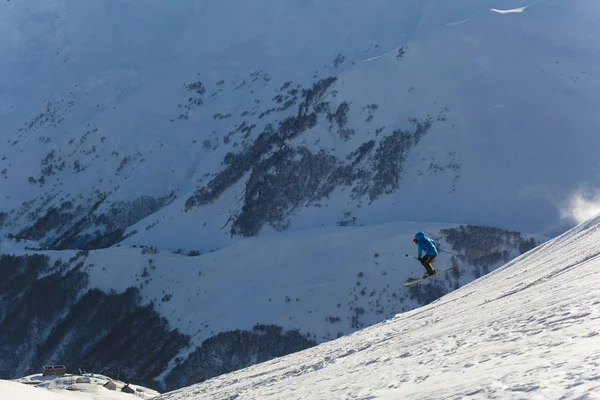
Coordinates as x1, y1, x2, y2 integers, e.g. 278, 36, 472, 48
415, 232, 438, 258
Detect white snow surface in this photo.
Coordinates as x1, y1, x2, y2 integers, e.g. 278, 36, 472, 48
490, 7, 528, 14
0, 373, 159, 400
155, 215, 600, 399
1, 0, 600, 251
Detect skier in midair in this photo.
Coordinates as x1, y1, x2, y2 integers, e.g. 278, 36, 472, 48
413, 231, 438, 277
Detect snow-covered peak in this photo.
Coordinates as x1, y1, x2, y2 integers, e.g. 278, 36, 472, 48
154, 215, 600, 399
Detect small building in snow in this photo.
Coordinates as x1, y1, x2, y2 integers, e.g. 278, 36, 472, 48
103, 380, 117, 391
42, 365, 66, 376
121, 383, 136, 394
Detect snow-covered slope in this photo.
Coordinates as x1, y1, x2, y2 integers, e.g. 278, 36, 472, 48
156, 215, 600, 399
1, 0, 599, 394
1, 0, 600, 252
0, 222, 539, 390
1, 373, 159, 400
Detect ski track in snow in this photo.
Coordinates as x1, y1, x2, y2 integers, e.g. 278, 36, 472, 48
446, 18, 471, 26
361, 53, 391, 63
156, 216, 600, 399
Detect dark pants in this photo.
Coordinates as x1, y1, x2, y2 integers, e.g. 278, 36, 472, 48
420, 255, 436, 274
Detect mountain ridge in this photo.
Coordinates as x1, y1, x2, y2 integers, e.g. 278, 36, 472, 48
2, 0, 599, 252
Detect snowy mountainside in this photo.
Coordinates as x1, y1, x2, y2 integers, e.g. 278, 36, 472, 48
0, 222, 539, 390
1, 0, 600, 251
1, 373, 159, 400
156, 216, 600, 400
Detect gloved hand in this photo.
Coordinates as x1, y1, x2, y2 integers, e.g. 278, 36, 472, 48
417, 257, 422, 261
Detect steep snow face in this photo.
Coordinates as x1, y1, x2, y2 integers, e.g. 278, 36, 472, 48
1, 0, 599, 251
156, 216, 600, 400
0, 223, 539, 390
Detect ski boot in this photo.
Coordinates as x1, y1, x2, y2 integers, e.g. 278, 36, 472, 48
423, 270, 437, 278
